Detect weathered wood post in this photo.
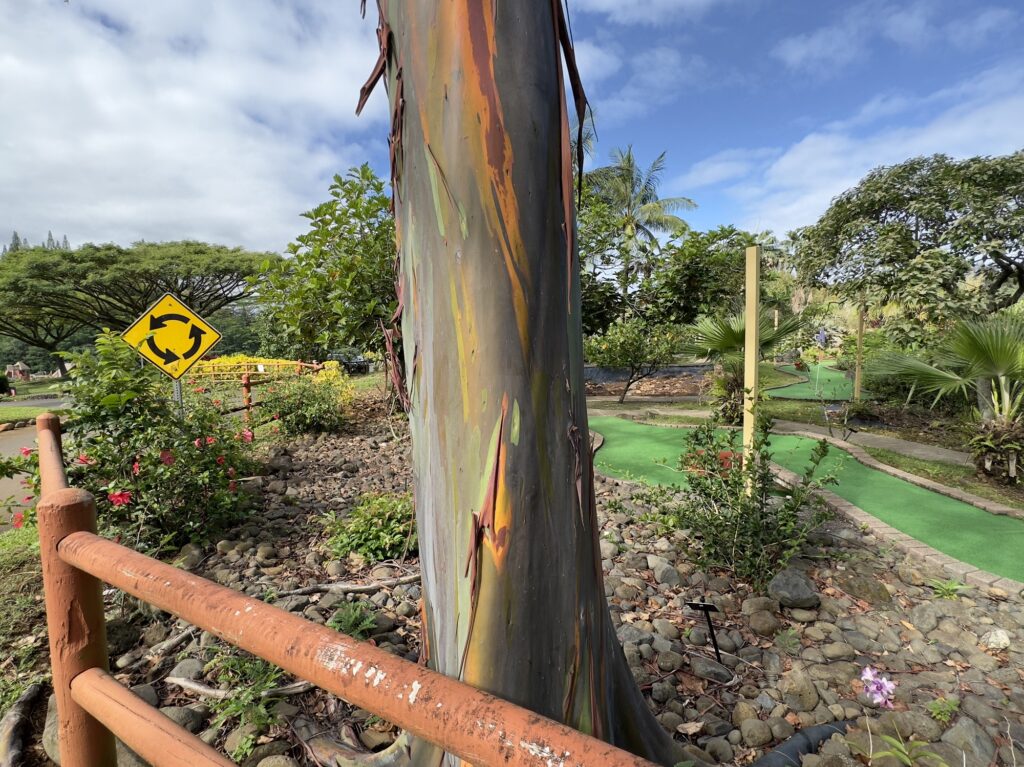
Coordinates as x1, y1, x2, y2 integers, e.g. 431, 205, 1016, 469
742, 245, 762, 463
853, 306, 865, 402
241, 373, 252, 422
35, 415, 117, 767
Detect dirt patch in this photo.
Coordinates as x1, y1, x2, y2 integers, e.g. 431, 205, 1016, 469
586, 372, 708, 398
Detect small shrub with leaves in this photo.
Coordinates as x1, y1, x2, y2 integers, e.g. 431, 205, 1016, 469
0, 332, 254, 552
928, 579, 966, 600
925, 696, 960, 725
257, 367, 354, 435
849, 723, 949, 767
327, 601, 378, 639
646, 415, 835, 589
774, 627, 802, 656
324, 492, 416, 564
204, 648, 284, 759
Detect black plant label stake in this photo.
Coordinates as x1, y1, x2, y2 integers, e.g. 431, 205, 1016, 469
686, 599, 723, 664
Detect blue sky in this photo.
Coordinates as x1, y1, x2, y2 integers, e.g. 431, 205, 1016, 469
1, 0, 1021, 251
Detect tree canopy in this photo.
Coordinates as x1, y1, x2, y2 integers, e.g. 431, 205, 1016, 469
0, 241, 269, 369
254, 164, 396, 359
793, 151, 1024, 343
585, 146, 695, 294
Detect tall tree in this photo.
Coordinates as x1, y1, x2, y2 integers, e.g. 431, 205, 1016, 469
641, 225, 757, 325
587, 147, 695, 294
793, 151, 1024, 345
358, 1, 680, 764
254, 164, 396, 359
5, 241, 269, 331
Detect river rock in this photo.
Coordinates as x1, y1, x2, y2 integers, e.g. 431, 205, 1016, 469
768, 569, 820, 608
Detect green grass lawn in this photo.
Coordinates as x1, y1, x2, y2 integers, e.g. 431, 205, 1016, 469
862, 446, 1024, 510
590, 416, 1024, 582
351, 370, 386, 396
0, 406, 49, 424
4, 379, 59, 398
760, 363, 802, 390
0, 528, 47, 710
768, 363, 853, 401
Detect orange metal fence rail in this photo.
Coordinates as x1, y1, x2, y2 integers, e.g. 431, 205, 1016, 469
33, 414, 659, 767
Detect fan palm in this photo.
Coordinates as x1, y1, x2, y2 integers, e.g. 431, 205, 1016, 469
587, 146, 695, 293
873, 316, 1024, 480
682, 311, 807, 422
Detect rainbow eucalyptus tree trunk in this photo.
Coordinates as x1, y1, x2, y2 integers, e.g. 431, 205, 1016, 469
357, 2, 681, 765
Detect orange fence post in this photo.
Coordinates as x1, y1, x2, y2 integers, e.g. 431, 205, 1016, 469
37, 497, 117, 762
241, 373, 252, 422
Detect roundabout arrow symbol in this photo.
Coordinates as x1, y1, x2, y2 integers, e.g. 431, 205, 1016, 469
182, 325, 206, 360
146, 337, 180, 365
149, 312, 191, 330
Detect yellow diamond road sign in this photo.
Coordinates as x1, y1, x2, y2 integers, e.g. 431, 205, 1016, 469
122, 293, 222, 380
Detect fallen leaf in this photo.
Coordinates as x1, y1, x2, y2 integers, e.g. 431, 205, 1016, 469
676, 721, 704, 736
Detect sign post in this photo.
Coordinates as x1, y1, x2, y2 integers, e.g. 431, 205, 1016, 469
742, 245, 761, 464
121, 294, 222, 414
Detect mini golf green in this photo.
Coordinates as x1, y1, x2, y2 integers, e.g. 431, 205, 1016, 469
590, 416, 1024, 583
767, 363, 852, 401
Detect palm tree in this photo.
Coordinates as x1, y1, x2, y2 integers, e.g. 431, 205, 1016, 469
682, 310, 807, 422
587, 146, 696, 294
874, 316, 1024, 480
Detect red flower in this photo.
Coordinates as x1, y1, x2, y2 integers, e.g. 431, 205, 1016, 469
227, 467, 236, 478
22, 496, 34, 504
76, 454, 95, 465
107, 490, 132, 507
160, 449, 175, 466
216, 455, 226, 465
193, 438, 203, 448
19, 447, 32, 457
12, 512, 25, 529
240, 429, 254, 443
205, 436, 216, 445
132, 461, 141, 476
228, 481, 238, 493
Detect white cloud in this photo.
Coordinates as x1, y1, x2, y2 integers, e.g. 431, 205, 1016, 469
0, 1, 388, 253
570, 0, 729, 26
673, 148, 778, 190
572, 39, 623, 85
946, 7, 1019, 49
592, 47, 706, 125
772, 1, 1019, 76
723, 63, 1024, 234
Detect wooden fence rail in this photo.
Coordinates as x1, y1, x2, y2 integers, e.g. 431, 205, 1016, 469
33, 413, 657, 767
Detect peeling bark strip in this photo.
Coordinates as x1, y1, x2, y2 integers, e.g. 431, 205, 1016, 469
356, 2, 681, 766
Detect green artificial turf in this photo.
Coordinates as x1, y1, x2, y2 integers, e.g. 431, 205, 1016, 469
767, 363, 853, 401
589, 415, 1024, 582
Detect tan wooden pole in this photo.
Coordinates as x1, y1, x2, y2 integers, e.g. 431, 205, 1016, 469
743, 245, 762, 461
853, 306, 866, 402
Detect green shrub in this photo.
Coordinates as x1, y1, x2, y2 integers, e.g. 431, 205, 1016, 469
327, 601, 378, 639
643, 416, 834, 589
0, 332, 254, 552
204, 647, 284, 759
324, 492, 416, 564
257, 368, 354, 435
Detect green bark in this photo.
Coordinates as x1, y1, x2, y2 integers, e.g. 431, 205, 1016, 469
357, 2, 682, 765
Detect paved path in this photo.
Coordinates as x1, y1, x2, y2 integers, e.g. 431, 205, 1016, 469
0, 425, 35, 526
772, 419, 971, 466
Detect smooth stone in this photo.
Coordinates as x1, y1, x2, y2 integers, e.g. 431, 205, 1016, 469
768, 569, 820, 608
